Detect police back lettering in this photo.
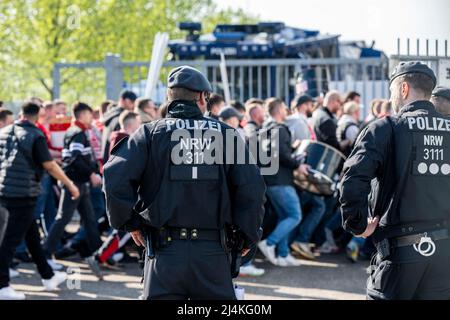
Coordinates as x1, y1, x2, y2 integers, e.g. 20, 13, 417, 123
406, 115, 450, 177
165, 119, 222, 132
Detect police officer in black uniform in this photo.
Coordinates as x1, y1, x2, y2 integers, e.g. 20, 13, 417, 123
103, 66, 266, 300
340, 61, 450, 300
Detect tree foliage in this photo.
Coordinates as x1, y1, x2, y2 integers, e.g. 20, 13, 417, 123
0, 0, 257, 105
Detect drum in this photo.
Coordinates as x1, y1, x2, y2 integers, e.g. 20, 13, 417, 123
293, 140, 346, 196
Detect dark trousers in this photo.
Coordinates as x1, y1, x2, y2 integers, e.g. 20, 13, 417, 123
367, 238, 450, 300
0, 204, 8, 246
0, 204, 53, 289
143, 240, 236, 300
44, 182, 102, 256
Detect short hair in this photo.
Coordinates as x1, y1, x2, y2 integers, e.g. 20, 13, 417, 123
266, 98, 284, 117
0, 101, 3, 108
381, 100, 392, 114
119, 90, 137, 102
28, 97, 43, 106
208, 94, 225, 107
135, 98, 153, 111
21, 102, 41, 118
43, 101, 54, 110
53, 99, 67, 106
119, 111, 139, 129
0, 107, 13, 122
343, 101, 360, 115
323, 90, 341, 106
99, 100, 114, 115
167, 87, 201, 102
230, 100, 245, 113
345, 91, 361, 102
245, 98, 264, 107
431, 95, 450, 116
72, 102, 93, 119
393, 73, 435, 98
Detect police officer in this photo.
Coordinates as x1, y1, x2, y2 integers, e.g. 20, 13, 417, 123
430, 86, 450, 116
340, 61, 450, 300
103, 66, 266, 300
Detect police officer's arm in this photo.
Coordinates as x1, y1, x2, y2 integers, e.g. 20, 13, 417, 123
103, 126, 149, 231
227, 134, 266, 248
339, 118, 391, 235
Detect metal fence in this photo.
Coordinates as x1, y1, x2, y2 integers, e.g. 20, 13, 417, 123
390, 38, 450, 88
53, 54, 390, 118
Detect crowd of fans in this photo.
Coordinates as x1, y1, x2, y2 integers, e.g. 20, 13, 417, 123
0, 88, 396, 299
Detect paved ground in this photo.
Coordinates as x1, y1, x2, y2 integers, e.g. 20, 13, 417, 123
10, 252, 367, 300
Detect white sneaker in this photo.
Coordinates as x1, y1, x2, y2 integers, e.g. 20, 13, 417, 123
257, 240, 277, 265
47, 259, 64, 271
0, 286, 26, 300
239, 264, 265, 277
276, 254, 302, 267
42, 271, 67, 291
9, 269, 20, 278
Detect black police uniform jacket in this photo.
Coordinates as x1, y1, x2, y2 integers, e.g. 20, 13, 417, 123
340, 100, 450, 238
103, 100, 266, 247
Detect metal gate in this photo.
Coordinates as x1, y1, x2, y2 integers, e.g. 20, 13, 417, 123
53, 54, 390, 117
390, 38, 449, 87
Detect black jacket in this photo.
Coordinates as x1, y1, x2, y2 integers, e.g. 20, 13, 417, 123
312, 107, 341, 150
62, 124, 98, 183
260, 120, 302, 187
0, 121, 44, 198
340, 101, 450, 238
101, 106, 124, 163
103, 100, 266, 247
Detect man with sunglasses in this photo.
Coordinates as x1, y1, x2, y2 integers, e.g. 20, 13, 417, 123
103, 66, 265, 300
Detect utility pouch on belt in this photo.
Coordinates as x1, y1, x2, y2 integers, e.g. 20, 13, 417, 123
375, 238, 390, 260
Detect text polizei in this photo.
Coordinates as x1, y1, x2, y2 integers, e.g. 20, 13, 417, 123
166, 119, 222, 132
407, 117, 450, 132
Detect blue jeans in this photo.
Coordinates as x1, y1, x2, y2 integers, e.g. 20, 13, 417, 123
70, 186, 105, 246
266, 185, 302, 258
293, 192, 326, 243
16, 174, 57, 254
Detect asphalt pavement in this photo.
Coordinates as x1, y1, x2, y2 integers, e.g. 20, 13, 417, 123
10, 252, 367, 300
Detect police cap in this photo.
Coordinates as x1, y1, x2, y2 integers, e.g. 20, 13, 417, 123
390, 61, 437, 88
432, 86, 450, 101
167, 66, 213, 92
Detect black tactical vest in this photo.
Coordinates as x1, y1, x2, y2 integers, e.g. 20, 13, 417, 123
375, 101, 450, 237
0, 121, 44, 198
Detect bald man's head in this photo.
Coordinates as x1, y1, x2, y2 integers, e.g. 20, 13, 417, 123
323, 90, 342, 114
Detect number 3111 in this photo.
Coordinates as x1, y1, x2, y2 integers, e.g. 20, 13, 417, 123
424, 148, 444, 161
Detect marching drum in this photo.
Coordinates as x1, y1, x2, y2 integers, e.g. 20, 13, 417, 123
293, 140, 347, 196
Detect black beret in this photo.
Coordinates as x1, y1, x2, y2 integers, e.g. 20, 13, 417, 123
390, 61, 437, 88
432, 86, 450, 101
167, 66, 212, 92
